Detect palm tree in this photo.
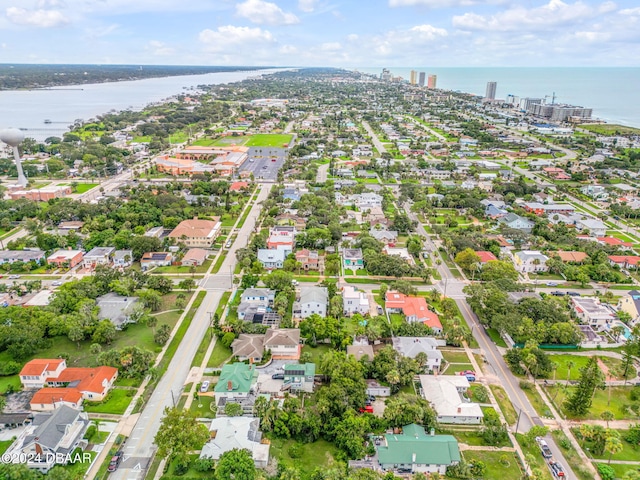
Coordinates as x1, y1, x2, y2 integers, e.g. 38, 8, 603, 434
566, 360, 575, 384
605, 435, 623, 464
600, 410, 614, 429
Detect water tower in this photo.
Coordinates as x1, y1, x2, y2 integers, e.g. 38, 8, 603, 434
0, 128, 28, 187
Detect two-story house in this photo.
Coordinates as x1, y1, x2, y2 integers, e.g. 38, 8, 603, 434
293, 286, 328, 319
342, 286, 370, 316
169, 217, 221, 248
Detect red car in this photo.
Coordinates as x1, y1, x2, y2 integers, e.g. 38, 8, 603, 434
359, 405, 374, 414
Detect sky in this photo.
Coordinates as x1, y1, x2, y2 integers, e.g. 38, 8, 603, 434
1, 0, 640, 67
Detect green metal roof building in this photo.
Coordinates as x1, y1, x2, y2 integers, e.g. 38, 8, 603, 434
283, 363, 316, 393
377, 424, 460, 475
214, 363, 258, 399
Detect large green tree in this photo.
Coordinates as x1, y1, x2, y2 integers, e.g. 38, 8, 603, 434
154, 407, 209, 464
215, 448, 256, 480
565, 357, 605, 416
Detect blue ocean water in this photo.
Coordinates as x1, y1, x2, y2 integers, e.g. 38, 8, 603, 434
357, 67, 640, 129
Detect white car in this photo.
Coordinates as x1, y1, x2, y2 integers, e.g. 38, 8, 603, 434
52, 281, 62, 286
200, 380, 210, 393
8, 275, 20, 279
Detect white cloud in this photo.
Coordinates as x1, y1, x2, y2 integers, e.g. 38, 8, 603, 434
298, 0, 318, 12
199, 25, 274, 53
6, 7, 69, 27
389, 0, 496, 7
347, 33, 359, 41
320, 41, 341, 51
146, 40, 175, 56
236, 0, 299, 25
453, 0, 606, 32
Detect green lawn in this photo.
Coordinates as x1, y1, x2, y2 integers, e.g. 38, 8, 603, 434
0, 440, 13, 455
83, 389, 134, 414
441, 349, 471, 364
268, 437, 340, 479
211, 136, 249, 146
522, 384, 553, 418
301, 345, 332, 373
444, 363, 474, 375
574, 428, 640, 462
580, 124, 640, 135
188, 395, 217, 418
486, 328, 508, 348
546, 385, 640, 420
0, 374, 21, 394
594, 462, 640, 479
132, 135, 152, 143
454, 429, 512, 448
207, 340, 232, 368
547, 354, 590, 381
162, 453, 211, 479
245, 133, 293, 147
490, 385, 518, 425
73, 183, 98, 193
462, 451, 522, 480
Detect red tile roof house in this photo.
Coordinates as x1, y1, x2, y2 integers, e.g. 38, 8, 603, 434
385, 291, 443, 335
608, 255, 640, 269
474, 251, 498, 264
46, 250, 84, 268
597, 236, 634, 250
20, 359, 118, 411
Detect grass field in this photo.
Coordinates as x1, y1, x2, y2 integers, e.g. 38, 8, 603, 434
592, 462, 640, 479
441, 349, 471, 364
245, 133, 293, 147
189, 396, 216, 418
73, 183, 98, 193
213, 136, 250, 146
574, 428, 640, 462
580, 124, 640, 135
490, 385, 518, 425
462, 451, 522, 480
486, 327, 508, 347
268, 437, 340, 479
152, 259, 212, 274
547, 354, 590, 381
301, 345, 332, 373
546, 385, 640, 420
207, 340, 232, 368
522, 384, 553, 417
0, 440, 13, 455
83, 389, 134, 414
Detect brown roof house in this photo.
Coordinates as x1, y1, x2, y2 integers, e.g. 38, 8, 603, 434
169, 217, 221, 248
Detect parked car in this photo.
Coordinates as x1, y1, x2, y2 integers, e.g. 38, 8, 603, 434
51, 281, 62, 286
271, 373, 284, 380
549, 460, 565, 477
545, 282, 558, 286
8, 275, 20, 279
359, 405, 374, 414
566, 291, 581, 297
550, 291, 566, 296
536, 437, 553, 458
107, 452, 123, 472
200, 380, 210, 392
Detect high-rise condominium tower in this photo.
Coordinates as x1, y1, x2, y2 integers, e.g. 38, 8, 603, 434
485, 81, 497, 100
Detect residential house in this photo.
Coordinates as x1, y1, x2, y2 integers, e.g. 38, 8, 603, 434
295, 249, 323, 272
366, 207, 388, 226
485, 204, 508, 219
82, 246, 114, 269
57, 221, 84, 235
293, 286, 328, 319
200, 417, 270, 468
342, 286, 370, 316
257, 248, 287, 270
382, 246, 414, 265
230, 334, 265, 362
181, 248, 208, 267
523, 202, 575, 216
576, 218, 607, 237
96, 292, 139, 329
168, 217, 221, 248
347, 340, 375, 361
419, 375, 484, 424
283, 188, 301, 202
376, 424, 461, 475
369, 229, 398, 245
140, 252, 173, 270
214, 363, 259, 401
551, 251, 588, 263
498, 213, 534, 233
264, 328, 301, 360
392, 337, 443, 372
282, 363, 316, 393
386, 292, 443, 334
343, 249, 364, 270
513, 250, 549, 273
608, 255, 640, 270
597, 237, 634, 250
4, 406, 90, 473
617, 290, 640, 326
241, 288, 275, 304
475, 251, 498, 264
581, 185, 609, 201
112, 249, 133, 268
365, 379, 391, 397
356, 193, 383, 212
571, 297, 616, 330
0, 250, 45, 265
46, 250, 84, 268
20, 359, 117, 411
238, 288, 278, 325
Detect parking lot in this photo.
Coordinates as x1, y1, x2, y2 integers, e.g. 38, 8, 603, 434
239, 147, 288, 181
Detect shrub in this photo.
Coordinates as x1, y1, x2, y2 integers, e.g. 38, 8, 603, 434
597, 463, 615, 480
0, 361, 21, 376
519, 381, 533, 390
84, 425, 97, 440
288, 443, 303, 459
474, 385, 489, 403
193, 457, 214, 472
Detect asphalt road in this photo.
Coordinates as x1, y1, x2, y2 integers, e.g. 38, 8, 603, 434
111, 183, 273, 480
238, 147, 288, 181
